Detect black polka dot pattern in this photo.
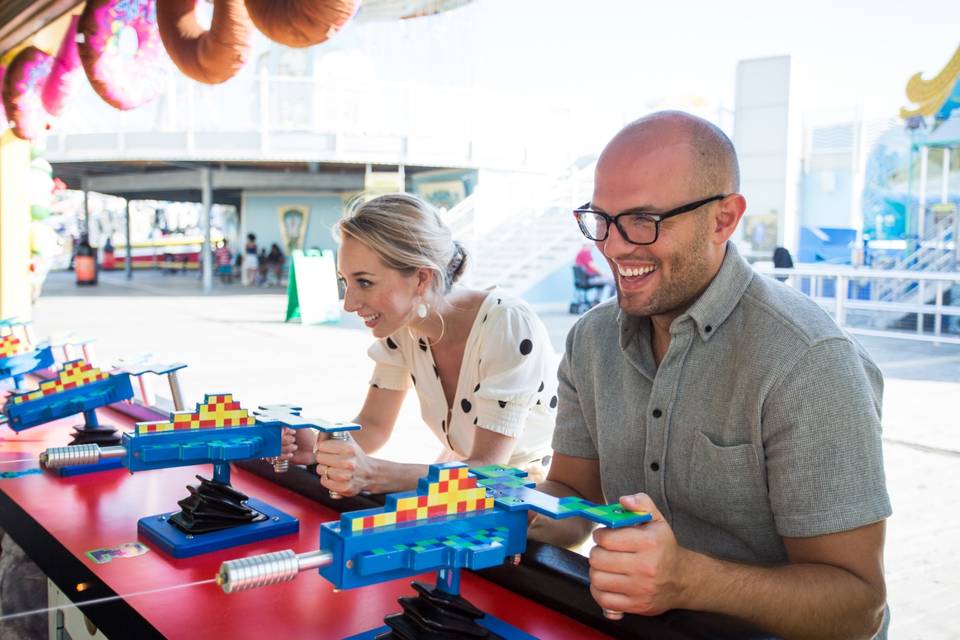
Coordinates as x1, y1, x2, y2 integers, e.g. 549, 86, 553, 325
473, 417, 478, 425
411, 374, 416, 386
482, 313, 488, 323
371, 383, 380, 389
386, 337, 398, 350
474, 384, 480, 392
519, 339, 533, 356
498, 400, 507, 409
461, 399, 472, 413
538, 381, 544, 392
419, 338, 427, 352
549, 396, 558, 409
433, 365, 440, 378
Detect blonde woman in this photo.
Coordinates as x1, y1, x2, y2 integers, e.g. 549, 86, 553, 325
283, 193, 557, 495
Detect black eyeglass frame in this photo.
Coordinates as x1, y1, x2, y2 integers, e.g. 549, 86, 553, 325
573, 194, 728, 245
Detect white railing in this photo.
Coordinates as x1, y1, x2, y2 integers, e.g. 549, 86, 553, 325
756, 264, 960, 344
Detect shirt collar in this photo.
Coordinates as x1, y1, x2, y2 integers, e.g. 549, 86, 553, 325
683, 241, 754, 341
616, 241, 754, 344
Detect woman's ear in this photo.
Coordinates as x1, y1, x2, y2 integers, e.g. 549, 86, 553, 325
416, 268, 434, 296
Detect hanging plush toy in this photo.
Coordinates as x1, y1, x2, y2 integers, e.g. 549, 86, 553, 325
1, 47, 54, 141
41, 15, 84, 117
79, 0, 170, 110
244, 0, 359, 48
157, 0, 254, 84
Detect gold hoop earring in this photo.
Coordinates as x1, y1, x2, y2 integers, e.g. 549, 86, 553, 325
408, 309, 445, 347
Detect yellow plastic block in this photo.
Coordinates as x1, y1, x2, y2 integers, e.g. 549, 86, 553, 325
415, 507, 428, 520
373, 513, 397, 528
397, 497, 418, 511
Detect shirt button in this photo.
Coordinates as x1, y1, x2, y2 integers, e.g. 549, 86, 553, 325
652, 409, 662, 418
705, 325, 713, 333
650, 462, 660, 471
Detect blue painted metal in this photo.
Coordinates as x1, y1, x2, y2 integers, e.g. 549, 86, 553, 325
120, 427, 278, 472
317, 462, 650, 594
109, 398, 360, 557
252, 404, 362, 435
4, 373, 134, 432
56, 458, 124, 477
138, 497, 298, 559
0, 346, 55, 391
313, 462, 649, 639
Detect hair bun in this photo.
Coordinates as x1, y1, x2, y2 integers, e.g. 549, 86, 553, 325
446, 241, 468, 285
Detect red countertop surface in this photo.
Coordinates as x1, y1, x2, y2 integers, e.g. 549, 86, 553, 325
0, 407, 609, 639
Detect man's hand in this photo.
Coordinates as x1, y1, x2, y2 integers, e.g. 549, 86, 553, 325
589, 492, 689, 616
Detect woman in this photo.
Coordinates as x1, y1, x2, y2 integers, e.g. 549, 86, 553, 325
283, 193, 557, 496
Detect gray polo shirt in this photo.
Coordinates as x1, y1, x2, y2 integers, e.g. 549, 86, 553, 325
553, 242, 891, 565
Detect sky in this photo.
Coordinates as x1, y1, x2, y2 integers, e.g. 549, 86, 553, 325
374, 0, 959, 121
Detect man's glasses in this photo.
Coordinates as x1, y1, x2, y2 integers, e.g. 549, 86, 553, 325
573, 195, 727, 245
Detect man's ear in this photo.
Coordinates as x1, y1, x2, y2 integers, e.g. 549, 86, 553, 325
713, 194, 747, 244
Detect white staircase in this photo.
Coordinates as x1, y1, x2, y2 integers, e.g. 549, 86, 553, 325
874, 211, 957, 303
452, 157, 597, 297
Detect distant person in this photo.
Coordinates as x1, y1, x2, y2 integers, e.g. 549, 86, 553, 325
266, 243, 284, 286
214, 240, 233, 284
257, 248, 269, 286
242, 233, 258, 286
772, 245, 793, 282
282, 193, 557, 493
574, 243, 615, 298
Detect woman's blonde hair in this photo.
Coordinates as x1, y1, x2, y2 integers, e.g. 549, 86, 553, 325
336, 193, 468, 300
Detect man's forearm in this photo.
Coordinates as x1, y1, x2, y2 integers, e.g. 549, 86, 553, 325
681, 550, 886, 640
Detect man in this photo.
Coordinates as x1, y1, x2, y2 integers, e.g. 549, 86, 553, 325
531, 111, 890, 639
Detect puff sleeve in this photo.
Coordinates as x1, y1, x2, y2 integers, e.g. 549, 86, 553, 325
367, 335, 413, 391
472, 305, 553, 437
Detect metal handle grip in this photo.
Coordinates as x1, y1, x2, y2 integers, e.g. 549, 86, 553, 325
326, 431, 350, 499
39, 444, 125, 469
216, 549, 333, 593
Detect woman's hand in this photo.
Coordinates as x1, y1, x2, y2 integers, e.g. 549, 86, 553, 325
280, 427, 321, 465
314, 434, 377, 497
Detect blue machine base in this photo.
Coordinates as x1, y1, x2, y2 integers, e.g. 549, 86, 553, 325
345, 614, 538, 640
137, 497, 298, 558
56, 457, 124, 477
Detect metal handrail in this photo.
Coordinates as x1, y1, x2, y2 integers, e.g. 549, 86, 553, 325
756, 265, 960, 344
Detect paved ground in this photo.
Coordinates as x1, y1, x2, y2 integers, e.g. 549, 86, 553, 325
24, 269, 960, 638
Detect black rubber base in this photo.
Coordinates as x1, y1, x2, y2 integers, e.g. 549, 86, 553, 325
168, 475, 266, 534
69, 425, 121, 447
375, 581, 501, 640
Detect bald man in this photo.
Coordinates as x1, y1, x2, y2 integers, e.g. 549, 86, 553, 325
532, 111, 890, 639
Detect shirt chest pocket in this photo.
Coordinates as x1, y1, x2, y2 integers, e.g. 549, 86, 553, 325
686, 431, 772, 529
